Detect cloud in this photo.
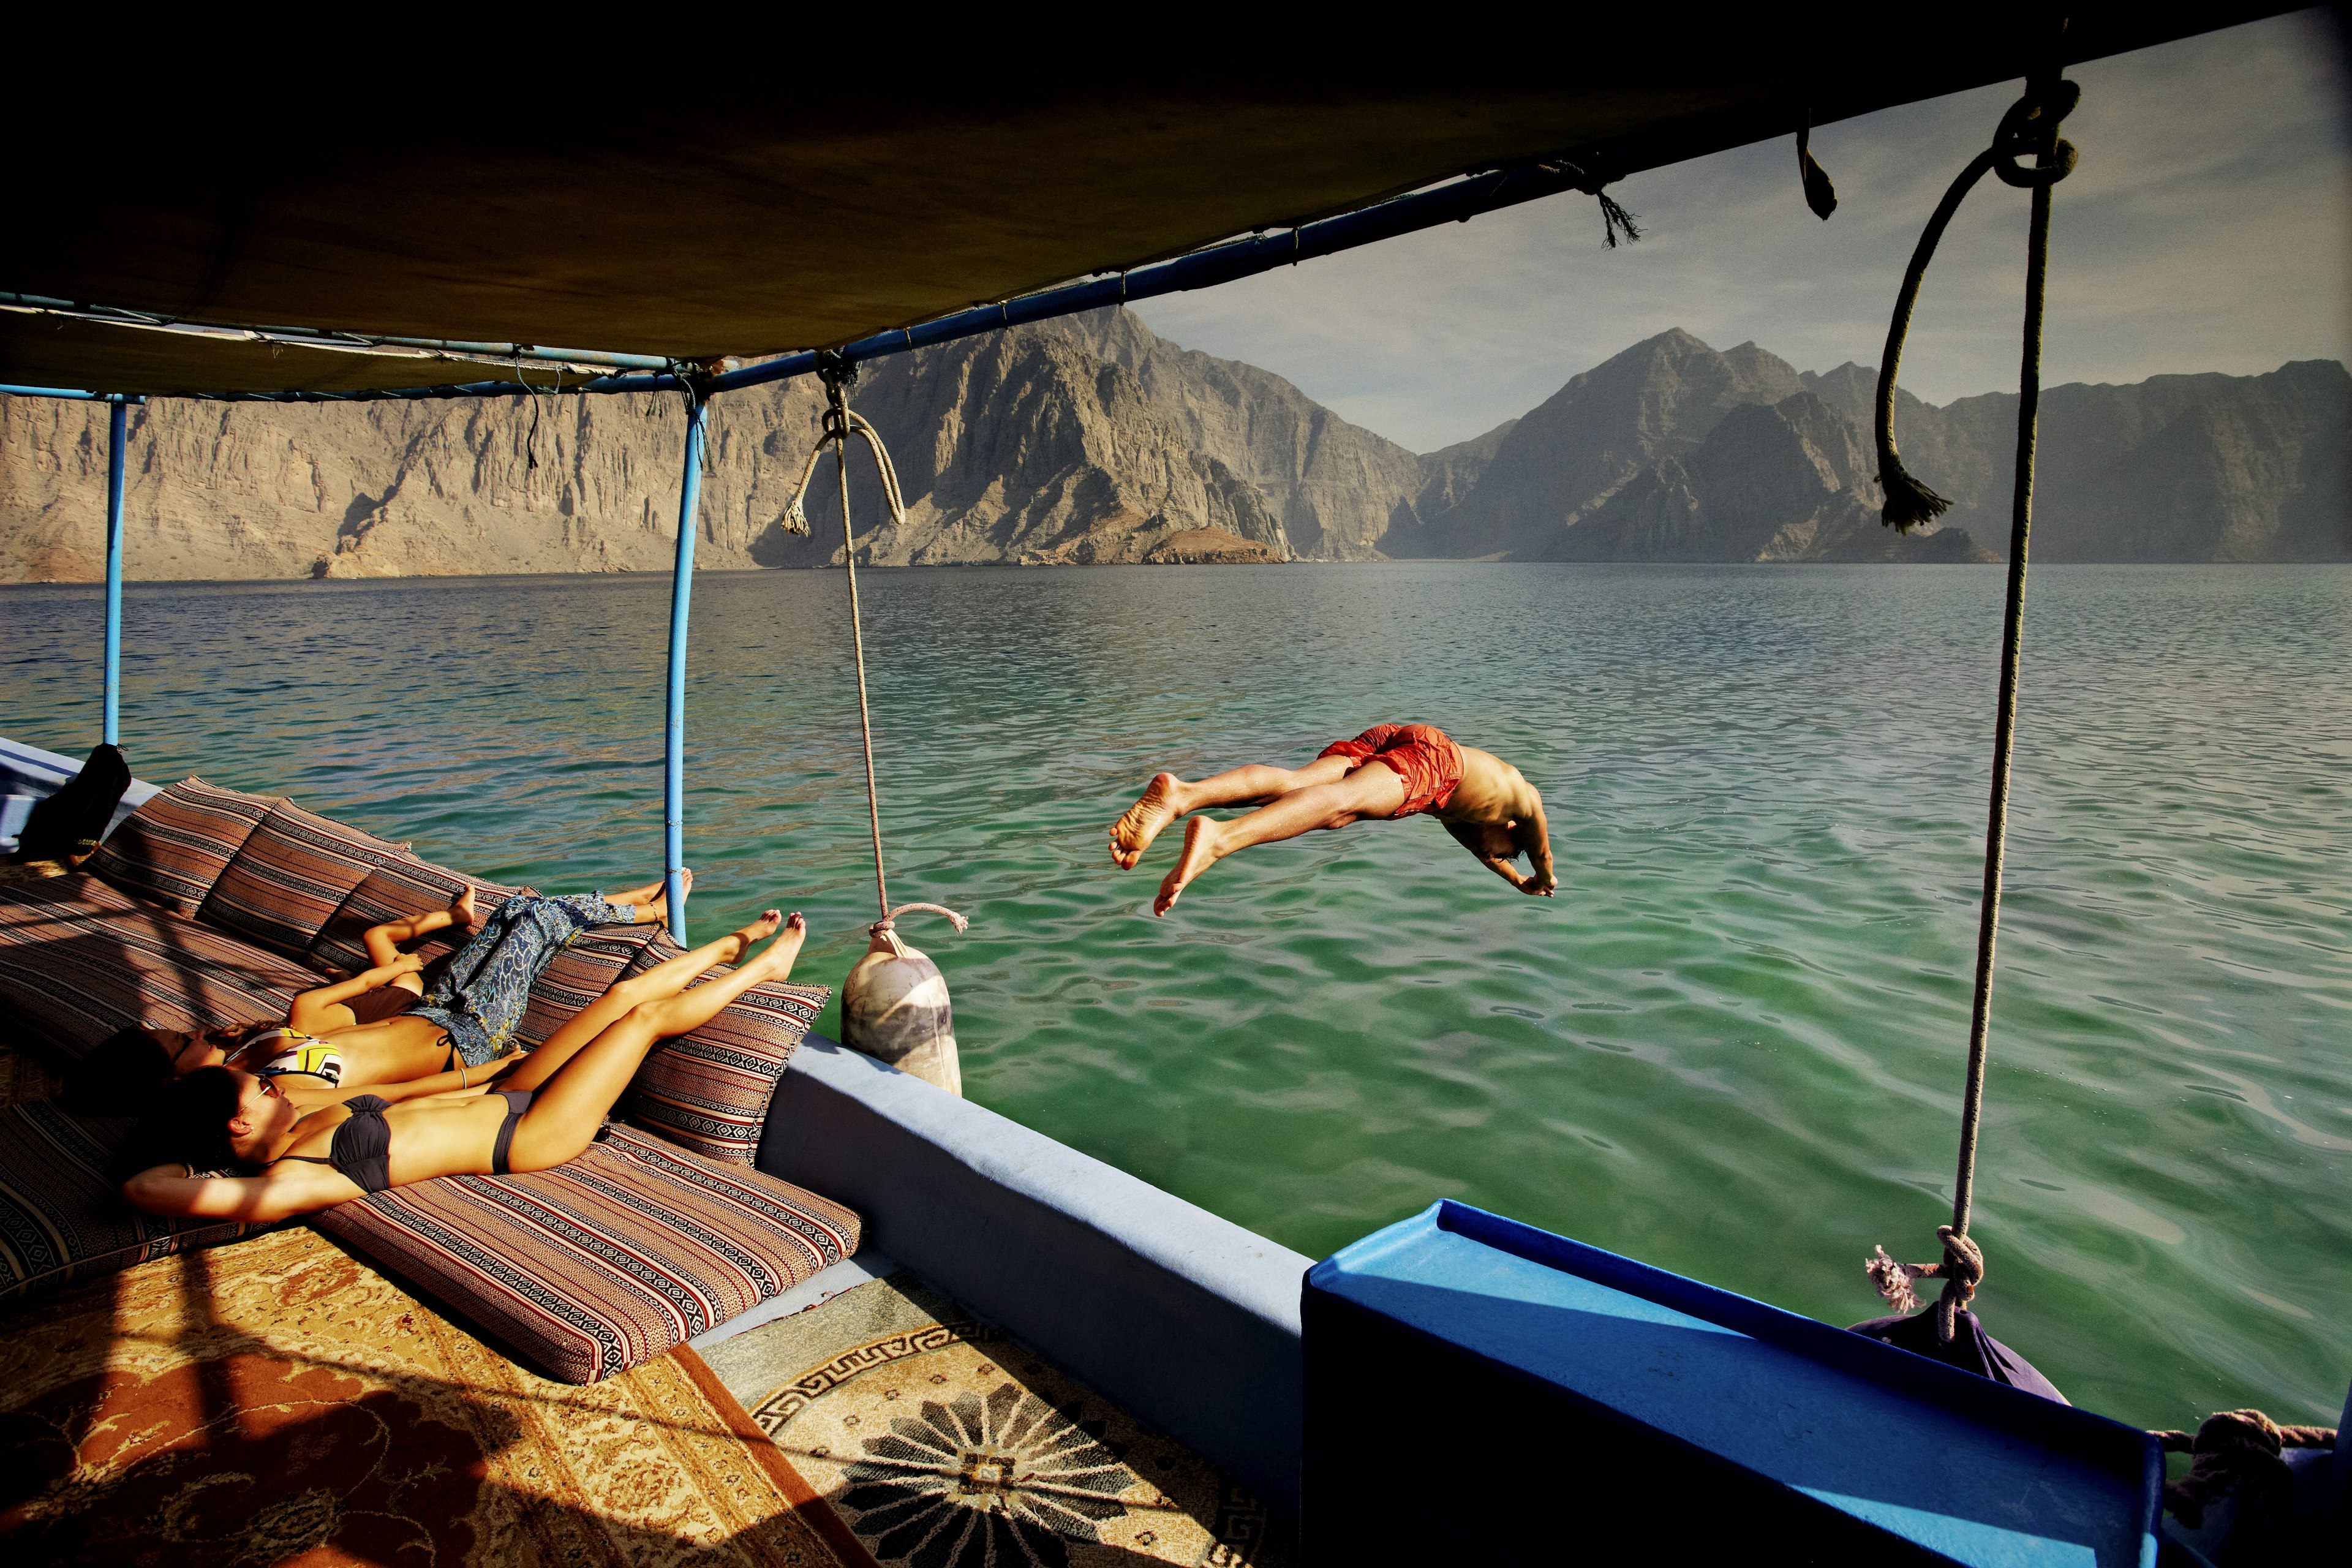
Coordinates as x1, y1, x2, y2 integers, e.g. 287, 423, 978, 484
1129, 12, 2352, 453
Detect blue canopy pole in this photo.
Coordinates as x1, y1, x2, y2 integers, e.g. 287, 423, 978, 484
102, 397, 128, 746
662, 398, 706, 942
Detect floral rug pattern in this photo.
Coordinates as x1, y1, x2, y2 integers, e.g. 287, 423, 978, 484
0, 1224, 858, 1566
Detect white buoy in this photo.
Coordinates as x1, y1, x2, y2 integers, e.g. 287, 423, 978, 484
840, 904, 967, 1095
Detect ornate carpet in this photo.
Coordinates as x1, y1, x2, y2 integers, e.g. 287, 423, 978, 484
723, 1273, 1291, 1568
0, 1224, 870, 1566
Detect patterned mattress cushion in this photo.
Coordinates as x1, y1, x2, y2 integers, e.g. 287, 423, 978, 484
309, 856, 518, 979
617, 933, 829, 1166
311, 1121, 860, 1384
88, 777, 279, 917
0, 874, 319, 1065
0, 1097, 268, 1303
198, 801, 405, 961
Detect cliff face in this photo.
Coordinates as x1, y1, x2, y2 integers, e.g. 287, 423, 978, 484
0, 309, 1414, 581
1800, 358, 2352, 562
4, 313, 2343, 581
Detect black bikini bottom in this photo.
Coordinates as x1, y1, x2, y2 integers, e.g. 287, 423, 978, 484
491, 1089, 533, 1175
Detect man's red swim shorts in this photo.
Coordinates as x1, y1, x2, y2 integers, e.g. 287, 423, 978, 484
1317, 723, 1466, 818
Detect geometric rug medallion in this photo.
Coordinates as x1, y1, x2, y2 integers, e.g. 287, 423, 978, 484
738, 1278, 1288, 1567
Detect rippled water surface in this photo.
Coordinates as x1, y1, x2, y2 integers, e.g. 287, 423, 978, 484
6, 563, 2348, 1426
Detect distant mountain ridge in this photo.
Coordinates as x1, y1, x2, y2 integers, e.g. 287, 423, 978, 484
2, 313, 2343, 581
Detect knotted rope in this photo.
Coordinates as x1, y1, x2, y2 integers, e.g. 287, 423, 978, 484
783, 358, 965, 940
2150, 1409, 2338, 1532
1866, 72, 2077, 1344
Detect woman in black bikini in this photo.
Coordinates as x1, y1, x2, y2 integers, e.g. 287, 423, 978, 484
119, 909, 804, 1222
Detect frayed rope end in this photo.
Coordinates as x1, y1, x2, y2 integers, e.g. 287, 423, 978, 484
1876, 453, 1952, 533
781, 499, 812, 536
1597, 191, 1643, 250
1866, 1245, 1921, 1314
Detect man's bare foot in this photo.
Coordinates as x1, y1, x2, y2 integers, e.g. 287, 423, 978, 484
1111, 774, 1186, 869
739, 912, 808, 981
720, 909, 785, 962
1155, 816, 1222, 916
449, 883, 481, 932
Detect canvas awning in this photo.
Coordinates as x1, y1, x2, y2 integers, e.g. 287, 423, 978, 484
4, 9, 2290, 399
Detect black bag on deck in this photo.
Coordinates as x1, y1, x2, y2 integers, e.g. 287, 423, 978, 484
1849, 1306, 2069, 1403
14, 745, 133, 864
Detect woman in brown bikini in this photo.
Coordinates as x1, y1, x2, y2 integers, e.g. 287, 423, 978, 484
78, 873, 688, 1113
119, 910, 805, 1221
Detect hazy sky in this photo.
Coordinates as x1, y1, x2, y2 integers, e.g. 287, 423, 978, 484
1131, 11, 2352, 453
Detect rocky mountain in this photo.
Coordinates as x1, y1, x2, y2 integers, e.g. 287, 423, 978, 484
1399, 331, 2347, 563
3, 313, 2343, 581
1798, 358, 2350, 562
1548, 390, 1992, 563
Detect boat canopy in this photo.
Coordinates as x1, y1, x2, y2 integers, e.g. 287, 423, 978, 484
2, 7, 2288, 401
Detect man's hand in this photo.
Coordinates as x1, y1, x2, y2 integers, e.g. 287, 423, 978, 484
388, 952, 427, 976
1521, 873, 1556, 897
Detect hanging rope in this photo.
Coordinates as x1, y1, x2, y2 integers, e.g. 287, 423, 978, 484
1872, 79, 2079, 532
780, 356, 966, 937
1865, 72, 2078, 1344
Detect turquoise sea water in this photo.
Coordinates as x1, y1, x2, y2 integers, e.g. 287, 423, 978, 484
5, 562, 2347, 1428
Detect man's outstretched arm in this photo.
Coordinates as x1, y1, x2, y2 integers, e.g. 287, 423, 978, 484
1443, 820, 1542, 892
1518, 797, 1557, 896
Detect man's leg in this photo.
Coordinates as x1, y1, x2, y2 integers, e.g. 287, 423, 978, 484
500, 910, 784, 1091
1155, 762, 1409, 915
505, 914, 807, 1172
1110, 756, 1354, 869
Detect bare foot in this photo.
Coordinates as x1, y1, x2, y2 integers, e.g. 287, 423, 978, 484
449, 883, 481, 932
720, 909, 785, 962
1155, 816, 1221, 916
739, 913, 808, 981
1111, 774, 1185, 869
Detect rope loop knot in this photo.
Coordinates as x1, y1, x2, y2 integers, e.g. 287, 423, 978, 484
872, 902, 970, 938
1865, 1225, 1986, 1344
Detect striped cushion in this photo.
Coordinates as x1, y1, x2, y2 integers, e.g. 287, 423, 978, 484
619, 933, 828, 1166
309, 857, 518, 978
513, 926, 660, 1052
0, 1097, 268, 1303
0, 875, 318, 1065
198, 802, 404, 960
88, 777, 278, 917
311, 1121, 859, 1384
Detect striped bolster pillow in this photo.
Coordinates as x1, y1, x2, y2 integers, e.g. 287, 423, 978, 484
617, 933, 827, 1166
198, 802, 405, 960
88, 777, 280, 917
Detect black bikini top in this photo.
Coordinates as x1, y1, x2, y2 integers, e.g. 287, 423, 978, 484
276, 1095, 394, 1193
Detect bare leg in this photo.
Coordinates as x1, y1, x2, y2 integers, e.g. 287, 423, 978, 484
609, 869, 690, 910
1156, 763, 1408, 915
1110, 756, 1354, 868
506, 914, 808, 1171
500, 910, 783, 1091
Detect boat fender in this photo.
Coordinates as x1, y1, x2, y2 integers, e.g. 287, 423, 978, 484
841, 903, 968, 1095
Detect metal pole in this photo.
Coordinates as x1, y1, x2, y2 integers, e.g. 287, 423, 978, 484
662, 397, 706, 942
102, 398, 127, 746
